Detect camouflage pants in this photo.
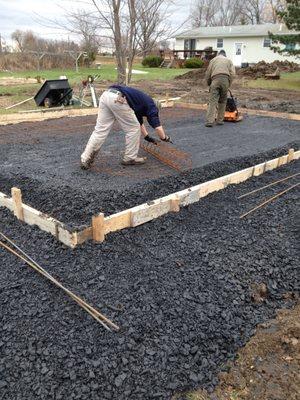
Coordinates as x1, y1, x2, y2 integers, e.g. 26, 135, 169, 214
206, 76, 229, 124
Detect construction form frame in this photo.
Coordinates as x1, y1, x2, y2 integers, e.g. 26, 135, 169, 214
1, 148, 298, 248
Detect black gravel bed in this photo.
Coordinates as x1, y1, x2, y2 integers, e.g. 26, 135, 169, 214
0, 160, 299, 400
0, 107, 299, 228
0, 140, 299, 229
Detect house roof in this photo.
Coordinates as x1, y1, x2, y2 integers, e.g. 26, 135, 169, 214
176, 24, 298, 39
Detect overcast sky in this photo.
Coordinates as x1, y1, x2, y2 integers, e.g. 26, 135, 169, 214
0, 0, 190, 44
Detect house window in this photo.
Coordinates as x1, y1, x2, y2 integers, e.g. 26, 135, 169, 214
184, 39, 196, 50
217, 38, 223, 48
285, 43, 296, 51
263, 38, 271, 47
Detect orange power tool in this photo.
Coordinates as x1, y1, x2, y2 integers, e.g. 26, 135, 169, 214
224, 90, 243, 122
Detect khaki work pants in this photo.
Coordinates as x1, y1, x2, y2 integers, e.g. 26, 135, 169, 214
81, 90, 141, 163
206, 76, 229, 124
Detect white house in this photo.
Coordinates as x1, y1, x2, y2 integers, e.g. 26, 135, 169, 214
175, 24, 299, 66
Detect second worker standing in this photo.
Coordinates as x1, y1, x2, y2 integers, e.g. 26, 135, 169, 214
205, 50, 236, 127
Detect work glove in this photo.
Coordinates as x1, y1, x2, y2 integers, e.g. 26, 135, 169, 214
144, 135, 158, 145
161, 135, 172, 143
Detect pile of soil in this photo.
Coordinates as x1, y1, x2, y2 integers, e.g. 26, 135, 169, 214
175, 68, 206, 81
238, 60, 300, 79
187, 302, 300, 400
0, 160, 299, 400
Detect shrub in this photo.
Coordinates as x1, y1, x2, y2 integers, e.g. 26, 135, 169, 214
184, 58, 204, 68
142, 55, 164, 68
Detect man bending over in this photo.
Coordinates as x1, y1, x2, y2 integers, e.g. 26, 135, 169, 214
80, 85, 171, 170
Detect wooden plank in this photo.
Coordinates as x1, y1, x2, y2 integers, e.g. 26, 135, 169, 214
73, 227, 93, 246
58, 227, 77, 248
0, 192, 14, 211
277, 155, 287, 167
175, 102, 300, 121
2, 149, 299, 247
198, 176, 228, 198
131, 198, 172, 227
0, 108, 98, 126
253, 162, 266, 176
175, 102, 206, 111
92, 213, 105, 242
226, 167, 254, 184
265, 157, 281, 171
22, 205, 74, 247
178, 187, 201, 206
288, 148, 294, 163
104, 210, 132, 234
11, 187, 24, 221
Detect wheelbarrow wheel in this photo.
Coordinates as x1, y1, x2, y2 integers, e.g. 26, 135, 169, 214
44, 98, 51, 108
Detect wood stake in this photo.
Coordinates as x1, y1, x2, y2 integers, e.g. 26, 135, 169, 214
92, 213, 105, 242
5, 96, 34, 110
240, 182, 299, 219
288, 148, 294, 163
11, 187, 24, 221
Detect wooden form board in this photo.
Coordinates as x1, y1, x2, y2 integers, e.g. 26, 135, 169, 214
0, 192, 75, 247
72, 149, 300, 246
0, 99, 174, 126
2, 98, 299, 126
175, 102, 300, 121
1, 150, 299, 248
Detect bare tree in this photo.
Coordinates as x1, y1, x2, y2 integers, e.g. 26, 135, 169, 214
37, 0, 183, 83
190, 0, 245, 27
241, 0, 267, 24
266, 0, 286, 23
11, 30, 27, 52
190, 0, 220, 27
62, 10, 102, 55
135, 0, 174, 57
216, 0, 245, 25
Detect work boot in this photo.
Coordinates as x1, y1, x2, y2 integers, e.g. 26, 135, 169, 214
80, 150, 99, 170
205, 122, 213, 127
121, 157, 146, 166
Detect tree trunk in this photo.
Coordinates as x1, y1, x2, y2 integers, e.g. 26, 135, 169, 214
126, 0, 137, 84
113, 0, 126, 84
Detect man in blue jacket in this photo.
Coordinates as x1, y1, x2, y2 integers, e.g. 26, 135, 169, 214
80, 85, 172, 169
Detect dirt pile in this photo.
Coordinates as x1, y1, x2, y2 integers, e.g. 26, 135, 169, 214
175, 68, 206, 81
238, 60, 300, 79
188, 302, 300, 400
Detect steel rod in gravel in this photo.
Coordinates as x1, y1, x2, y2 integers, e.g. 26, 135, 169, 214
0, 237, 119, 331
238, 172, 300, 199
240, 182, 299, 219
0, 240, 111, 331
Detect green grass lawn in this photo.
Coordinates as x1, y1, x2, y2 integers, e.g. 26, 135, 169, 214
0, 64, 189, 83
1, 65, 299, 115
0, 64, 189, 114
245, 71, 300, 91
